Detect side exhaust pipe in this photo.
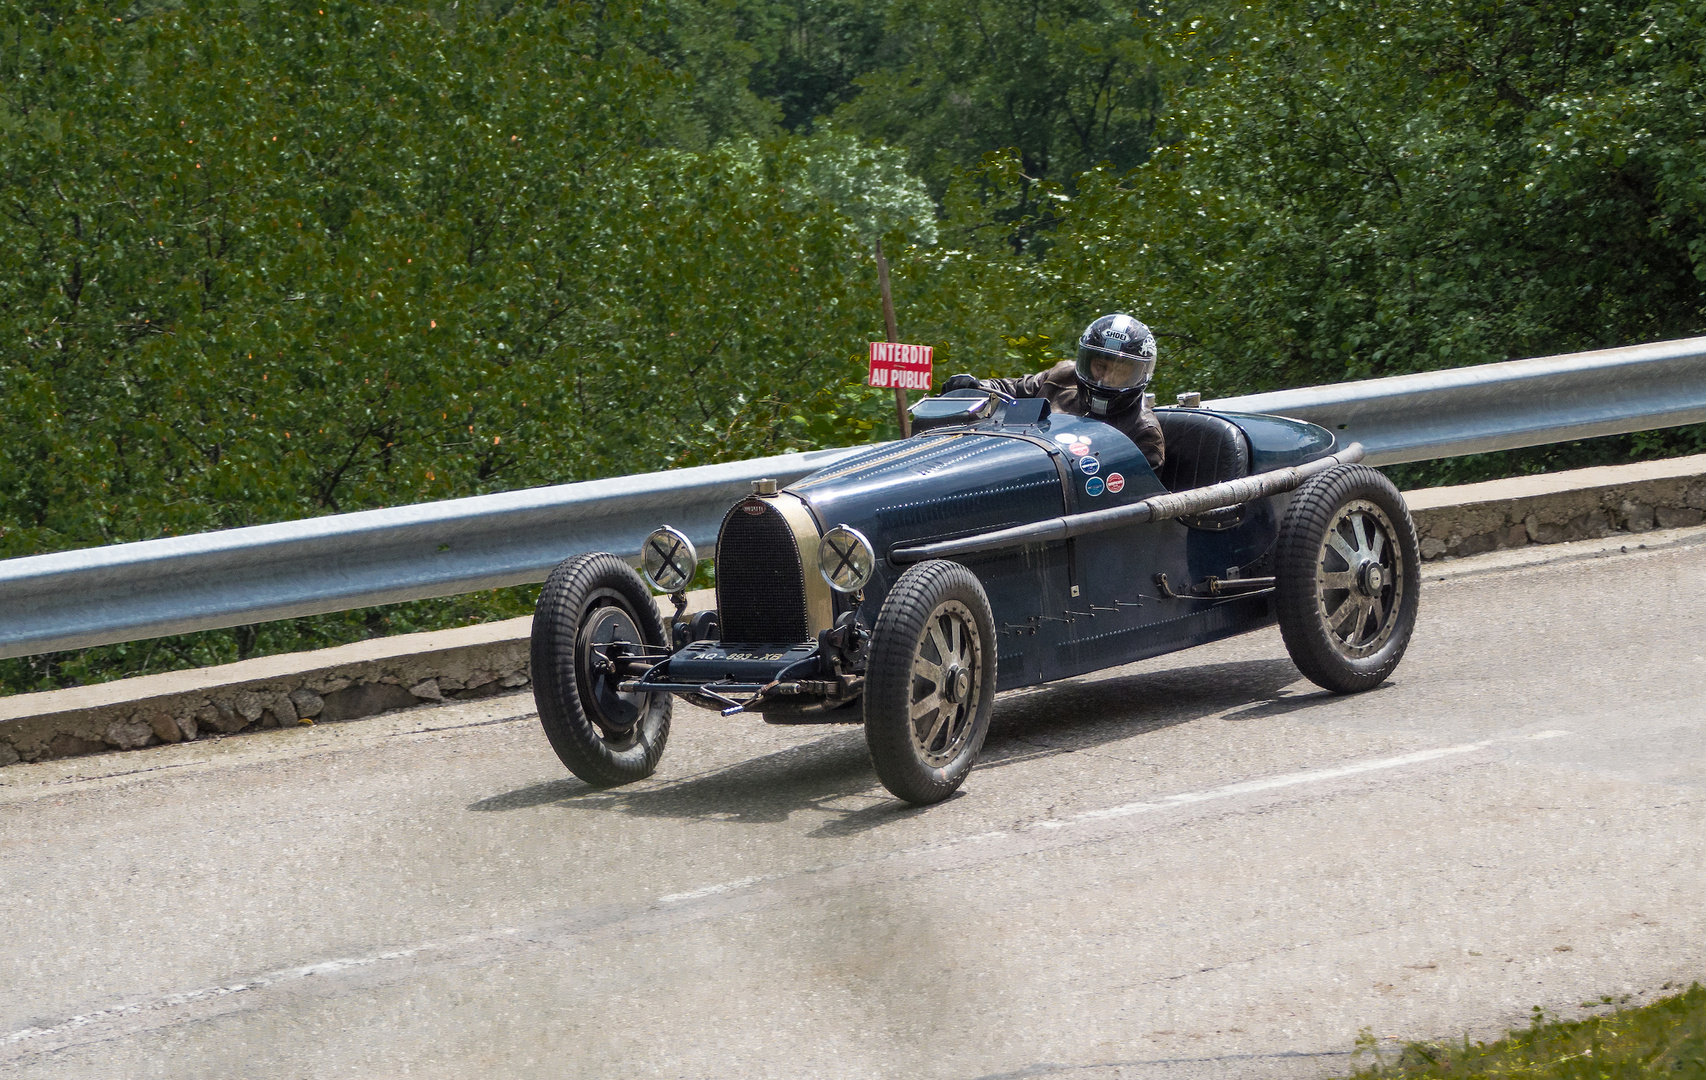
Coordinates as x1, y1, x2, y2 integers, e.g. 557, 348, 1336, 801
891, 443, 1366, 564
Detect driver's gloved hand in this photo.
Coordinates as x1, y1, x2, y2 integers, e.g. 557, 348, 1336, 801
941, 373, 984, 393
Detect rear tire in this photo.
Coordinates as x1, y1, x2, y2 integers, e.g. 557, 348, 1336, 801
864, 560, 997, 805
1274, 465, 1420, 693
531, 553, 672, 787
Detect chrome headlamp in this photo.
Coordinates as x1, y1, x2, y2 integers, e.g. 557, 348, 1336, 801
641, 526, 697, 593
818, 524, 875, 594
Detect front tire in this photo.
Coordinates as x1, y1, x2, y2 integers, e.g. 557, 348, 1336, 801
1274, 464, 1420, 693
864, 560, 997, 805
531, 553, 672, 787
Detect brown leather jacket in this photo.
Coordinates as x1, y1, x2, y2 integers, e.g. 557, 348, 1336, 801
983, 361, 1165, 472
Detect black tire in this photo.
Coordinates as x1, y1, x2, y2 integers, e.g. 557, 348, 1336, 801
531, 553, 672, 787
864, 560, 997, 805
1274, 464, 1420, 694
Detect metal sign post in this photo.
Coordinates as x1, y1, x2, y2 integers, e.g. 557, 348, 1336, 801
872, 238, 915, 437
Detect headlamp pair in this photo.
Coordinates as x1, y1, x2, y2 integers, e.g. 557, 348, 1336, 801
640, 523, 876, 595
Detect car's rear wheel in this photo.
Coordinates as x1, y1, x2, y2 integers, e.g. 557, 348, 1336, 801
864, 560, 996, 805
1274, 464, 1420, 693
531, 552, 672, 787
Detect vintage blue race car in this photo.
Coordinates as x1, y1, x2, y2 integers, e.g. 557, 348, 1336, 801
531, 388, 1421, 805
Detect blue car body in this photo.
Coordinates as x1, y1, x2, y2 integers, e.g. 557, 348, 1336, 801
654, 396, 1337, 704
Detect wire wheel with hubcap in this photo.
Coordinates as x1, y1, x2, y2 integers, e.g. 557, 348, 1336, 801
864, 560, 997, 805
1275, 464, 1421, 694
531, 552, 673, 787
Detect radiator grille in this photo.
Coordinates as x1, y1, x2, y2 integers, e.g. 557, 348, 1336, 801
716, 500, 811, 643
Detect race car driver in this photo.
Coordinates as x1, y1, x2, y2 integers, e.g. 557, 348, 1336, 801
941, 313, 1164, 471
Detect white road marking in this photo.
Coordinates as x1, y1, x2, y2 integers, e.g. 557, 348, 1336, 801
657, 731, 1572, 901
2, 949, 421, 1048
1071, 730, 1571, 823
658, 875, 766, 903
4, 730, 1572, 1054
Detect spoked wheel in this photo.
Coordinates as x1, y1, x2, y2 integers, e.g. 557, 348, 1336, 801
864, 560, 997, 805
531, 552, 672, 787
1275, 464, 1420, 693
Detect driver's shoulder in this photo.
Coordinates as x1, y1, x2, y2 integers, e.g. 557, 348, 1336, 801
1040, 359, 1077, 386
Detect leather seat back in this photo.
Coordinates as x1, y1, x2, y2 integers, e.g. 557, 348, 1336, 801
1155, 410, 1251, 492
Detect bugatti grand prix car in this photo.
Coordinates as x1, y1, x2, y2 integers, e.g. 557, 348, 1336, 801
531, 388, 1421, 805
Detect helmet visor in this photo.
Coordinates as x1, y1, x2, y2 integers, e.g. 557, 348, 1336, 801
1076, 345, 1153, 391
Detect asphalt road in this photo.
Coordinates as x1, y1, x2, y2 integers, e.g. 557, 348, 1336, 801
4, 532, 1705, 1079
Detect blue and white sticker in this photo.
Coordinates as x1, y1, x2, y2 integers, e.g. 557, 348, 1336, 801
1079, 455, 1100, 476
1085, 476, 1106, 497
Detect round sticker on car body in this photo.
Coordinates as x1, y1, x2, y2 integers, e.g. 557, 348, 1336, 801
1085, 476, 1106, 497
1079, 455, 1099, 476
1070, 443, 1090, 456
1105, 472, 1125, 494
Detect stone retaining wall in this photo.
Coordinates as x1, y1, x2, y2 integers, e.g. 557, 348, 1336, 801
1404, 454, 1706, 561
0, 617, 534, 767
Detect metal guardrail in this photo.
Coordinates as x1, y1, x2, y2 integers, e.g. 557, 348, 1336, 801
1207, 336, 1706, 466
0, 446, 864, 659
2, 336, 1704, 659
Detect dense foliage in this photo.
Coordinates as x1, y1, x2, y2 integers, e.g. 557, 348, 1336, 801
930, 0, 1706, 392
4, 0, 1704, 691
0, 0, 909, 557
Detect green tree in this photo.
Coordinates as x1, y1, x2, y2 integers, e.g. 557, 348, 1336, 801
834, 0, 1188, 195
748, 0, 890, 131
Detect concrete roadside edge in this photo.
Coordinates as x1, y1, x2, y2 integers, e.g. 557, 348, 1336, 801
0, 588, 713, 769
5, 453, 1706, 768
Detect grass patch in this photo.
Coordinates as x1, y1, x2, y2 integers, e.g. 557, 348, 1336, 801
1344, 983, 1706, 1078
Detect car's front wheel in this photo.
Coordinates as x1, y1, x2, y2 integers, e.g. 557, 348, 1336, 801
531, 552, 672, 787
863, 560, 997, 805
1274, 464, 1420, 693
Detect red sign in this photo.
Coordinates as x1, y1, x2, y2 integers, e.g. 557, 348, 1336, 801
868, 342, 933, 392
1105, 472, 1125, 494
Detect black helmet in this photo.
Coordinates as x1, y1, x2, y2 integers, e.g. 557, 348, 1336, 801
1075, 313, 1156, 416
